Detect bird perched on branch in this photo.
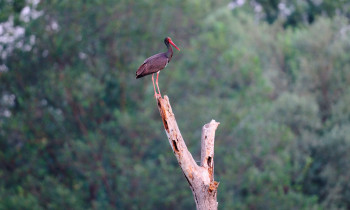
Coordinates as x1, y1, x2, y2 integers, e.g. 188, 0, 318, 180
136, 37, 180, 98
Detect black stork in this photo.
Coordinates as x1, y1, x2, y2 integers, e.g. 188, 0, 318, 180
136, 37, 180, 98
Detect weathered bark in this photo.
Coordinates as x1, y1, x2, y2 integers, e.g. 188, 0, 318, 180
156, 96, 220, 210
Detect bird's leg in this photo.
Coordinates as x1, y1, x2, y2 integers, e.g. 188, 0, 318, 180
152, 74, 158, 98
156, 71, 162, 98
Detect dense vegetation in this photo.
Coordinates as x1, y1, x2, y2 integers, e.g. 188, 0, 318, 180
1, 0, 350, 209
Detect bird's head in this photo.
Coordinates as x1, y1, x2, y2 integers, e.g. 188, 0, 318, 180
165, 37, 180, 51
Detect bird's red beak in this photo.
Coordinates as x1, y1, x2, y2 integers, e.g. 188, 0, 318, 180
169, 39, 180, 51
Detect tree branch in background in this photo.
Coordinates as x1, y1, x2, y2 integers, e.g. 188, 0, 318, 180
157, 96, 220, 210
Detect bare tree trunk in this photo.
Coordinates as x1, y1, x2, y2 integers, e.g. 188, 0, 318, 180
156, 96, 220, 210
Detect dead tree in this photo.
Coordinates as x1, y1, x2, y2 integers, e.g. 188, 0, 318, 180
156, 96, 220, 210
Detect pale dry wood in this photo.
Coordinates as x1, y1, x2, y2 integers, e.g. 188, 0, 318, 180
156, 95, 220, 210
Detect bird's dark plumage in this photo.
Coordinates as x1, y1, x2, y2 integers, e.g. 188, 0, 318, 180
136, 37, 178, 79
135, 37, 180, 98
136, 53, 169, 79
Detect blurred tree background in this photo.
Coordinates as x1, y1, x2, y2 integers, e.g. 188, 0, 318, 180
1, 0, 350, 209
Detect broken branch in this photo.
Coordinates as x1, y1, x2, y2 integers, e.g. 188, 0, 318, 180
157, 96, 220, 210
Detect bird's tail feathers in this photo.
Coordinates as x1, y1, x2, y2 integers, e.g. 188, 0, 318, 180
135, 63, 146, 79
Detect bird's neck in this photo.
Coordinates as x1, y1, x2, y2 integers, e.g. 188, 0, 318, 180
165, 43, 173, 60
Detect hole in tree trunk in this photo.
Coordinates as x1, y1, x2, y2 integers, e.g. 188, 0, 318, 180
158, 99, 169, 132
163, 119, 169, 132
172, 140, 179, 153
208, 156, 212, 167
207, 156, 214, 181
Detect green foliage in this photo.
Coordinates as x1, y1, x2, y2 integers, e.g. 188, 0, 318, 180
0, 0, 26, 24
1, 0, 350, 209
244, 0, 350, 27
